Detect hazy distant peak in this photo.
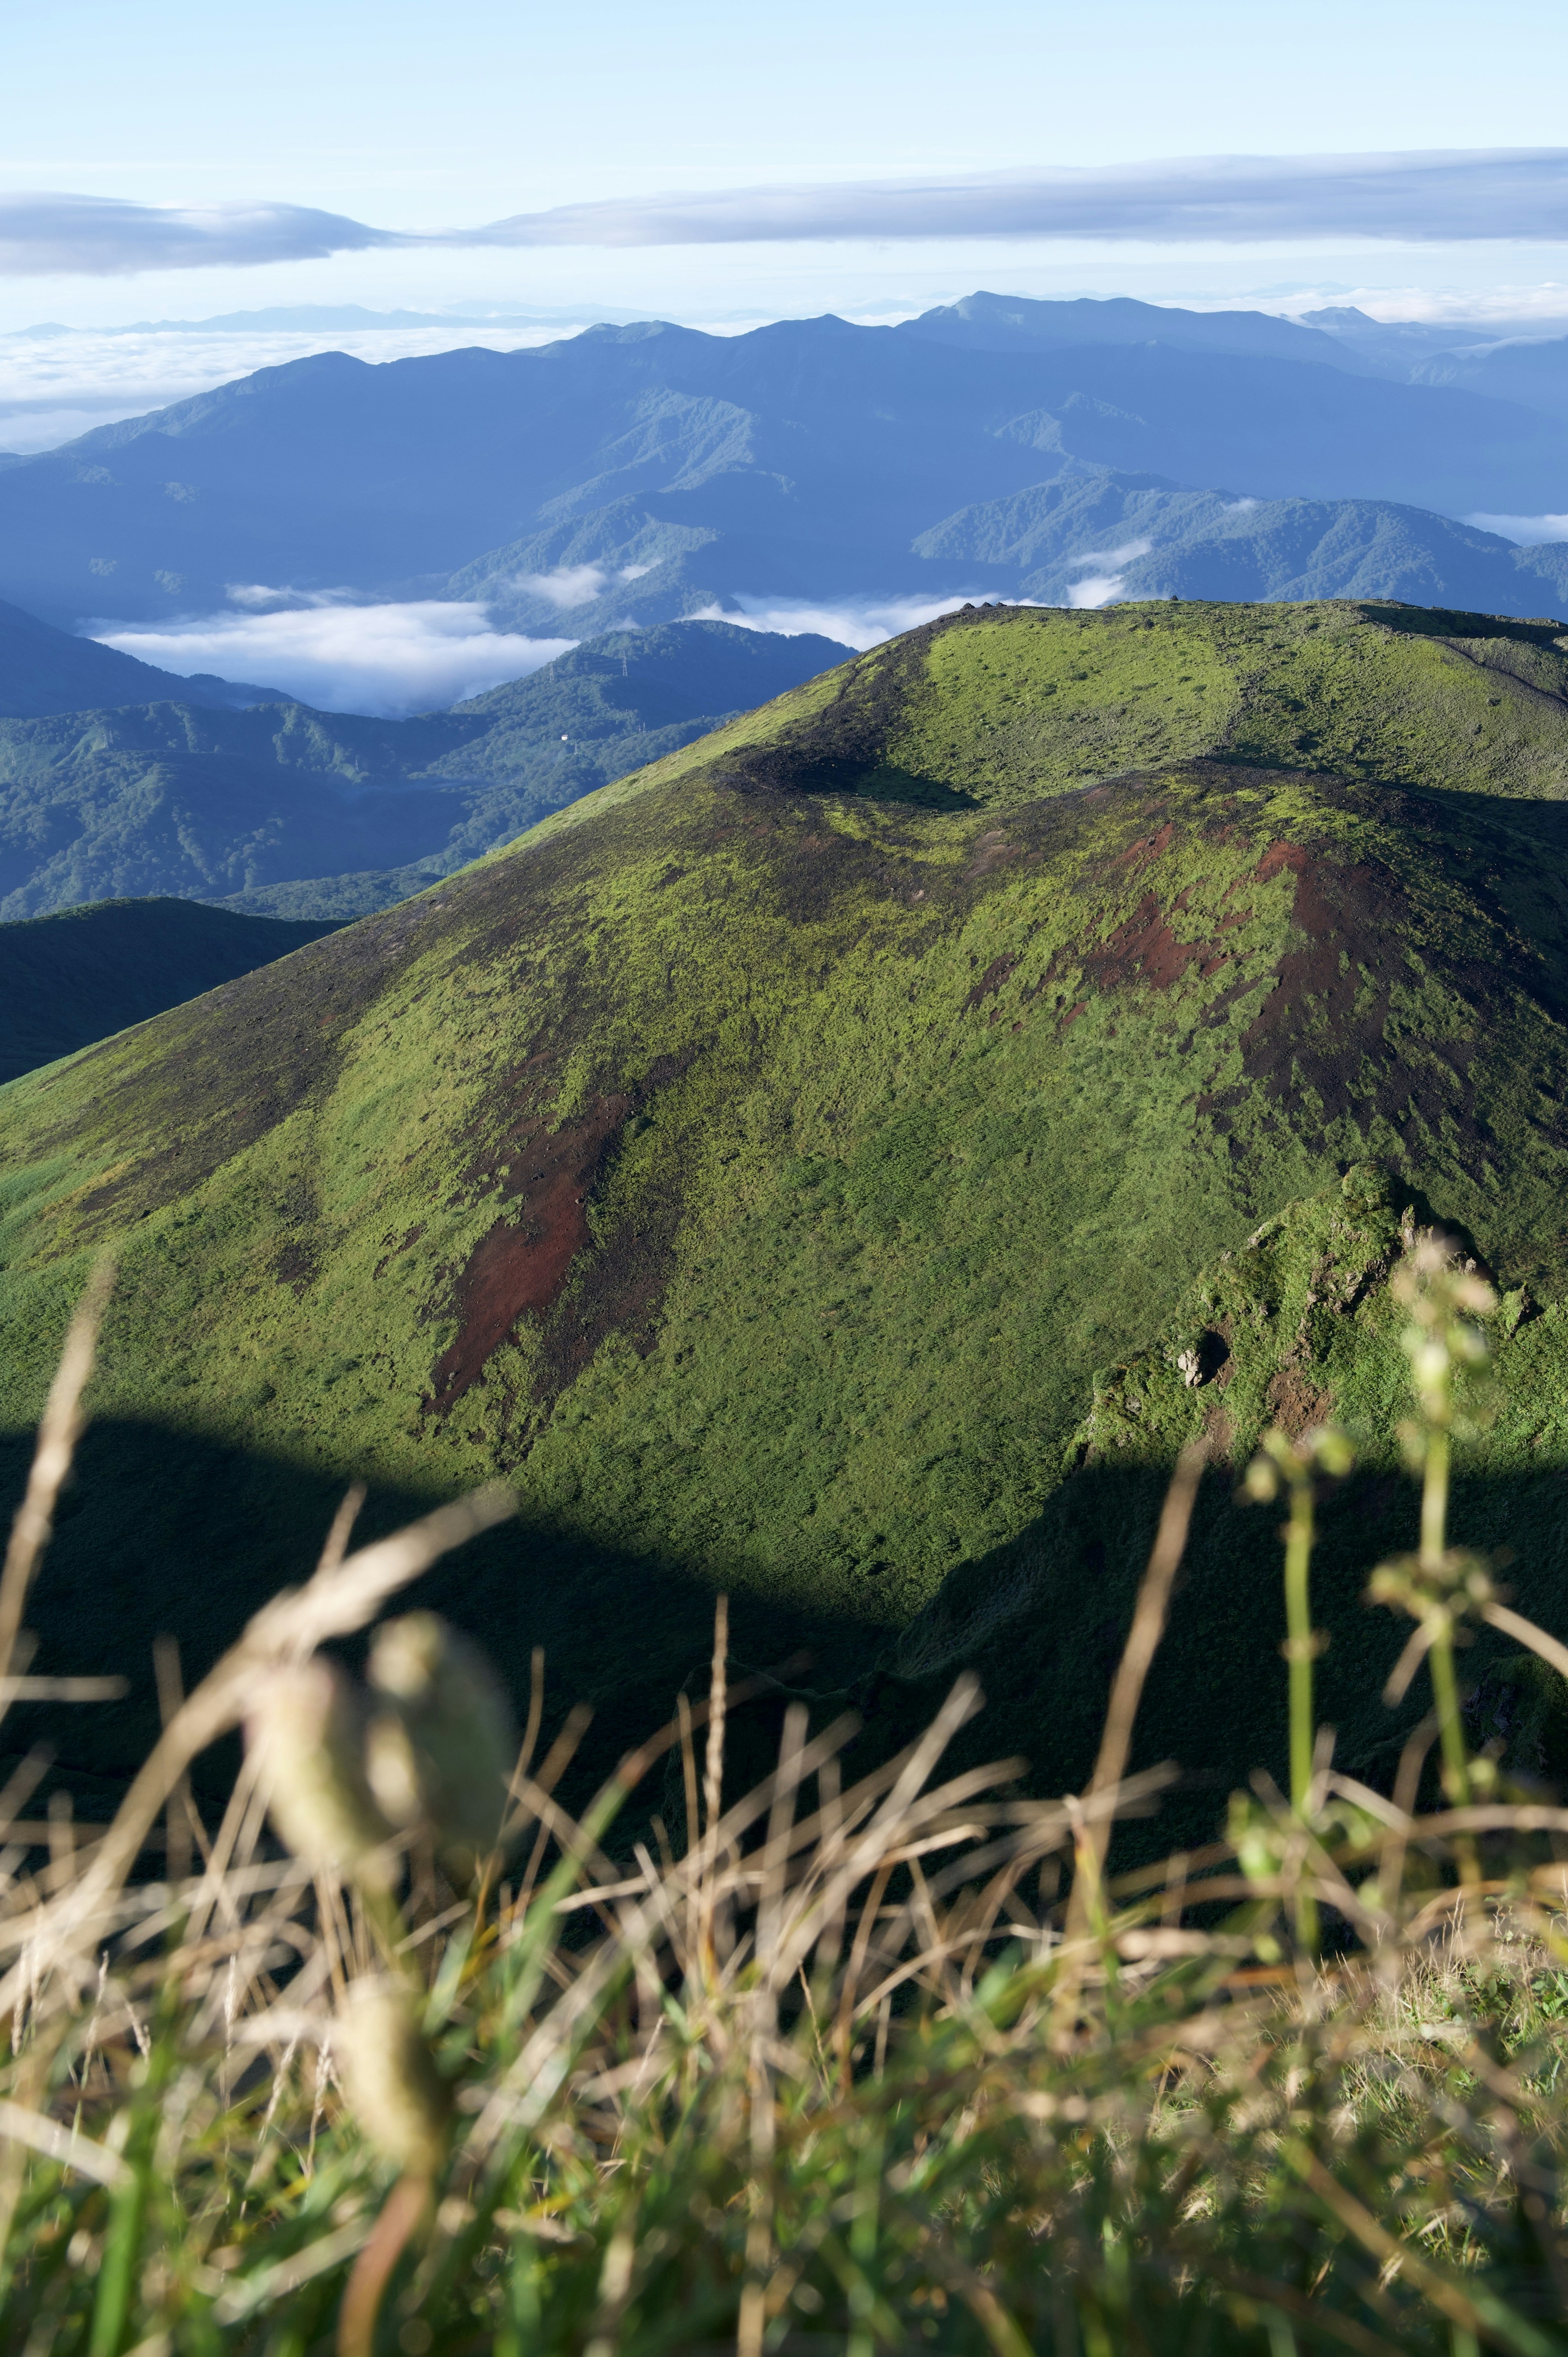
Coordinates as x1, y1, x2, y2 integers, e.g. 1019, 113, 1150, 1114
899, 289, 1372, 372
1299, 305, 1380, 327
574, 319, 685, 346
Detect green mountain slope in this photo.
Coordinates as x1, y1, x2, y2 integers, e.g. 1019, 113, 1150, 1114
0, 621, 853, 920
0, 897, 340, 1084
914, 471, 1568, 614
7, 596, 1568, 1818
872, 1163, 1568, 1848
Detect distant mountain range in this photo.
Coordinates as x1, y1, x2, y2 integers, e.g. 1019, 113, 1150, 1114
913, 471, 1568, 611
898, 292, 1384, 369
3, 292, 1568, 639
2, 289, 1568, 945
0, 594, 270, 716
0, 620, 853, 921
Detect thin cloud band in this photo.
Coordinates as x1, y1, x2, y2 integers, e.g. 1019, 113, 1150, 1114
6, 151, 1568, 276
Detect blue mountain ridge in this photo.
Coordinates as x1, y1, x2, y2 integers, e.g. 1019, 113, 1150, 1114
2, 297, 1566, 636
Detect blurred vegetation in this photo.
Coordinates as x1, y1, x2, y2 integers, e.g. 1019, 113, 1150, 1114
6, 1244, 1568, 2352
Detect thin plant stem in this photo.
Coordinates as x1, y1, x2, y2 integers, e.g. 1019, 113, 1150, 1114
1283, 1467, 1321, 1958
1284, 1475, 1316, 1820
1421, 1412, 1476, 1879
1429, 1625, 1472, 1814
0, 1259, 115, 1719
1421, 1420, 1450, 1574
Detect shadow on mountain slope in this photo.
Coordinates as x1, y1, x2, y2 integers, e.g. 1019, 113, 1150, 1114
0, 1417, 889, 1817
861, 1454, 1568, 1870
7, 1411, 1563, 1874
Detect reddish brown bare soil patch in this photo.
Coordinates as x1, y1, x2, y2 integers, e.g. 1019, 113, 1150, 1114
1254, 840, 1305, 885
426, 1033, 702, 1422
428, 1095, 629, 1412
964, 953, 1019, 1010
1078, 890, 1251, 996
1235, 842, 1437, 1128
1265, 1369, 1335, 1436
1116, 821, 1176, 867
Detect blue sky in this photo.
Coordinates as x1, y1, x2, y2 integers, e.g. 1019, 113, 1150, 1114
7, 0, 1568, 327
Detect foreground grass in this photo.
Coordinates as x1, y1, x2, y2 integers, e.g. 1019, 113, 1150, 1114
6, 1249, 1568, 2353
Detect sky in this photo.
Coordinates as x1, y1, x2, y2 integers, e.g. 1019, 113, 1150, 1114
7, 0, 1568, 329
11, 0, 1568, 706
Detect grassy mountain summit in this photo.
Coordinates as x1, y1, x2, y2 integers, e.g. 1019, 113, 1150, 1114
7, 596, 1568, 1814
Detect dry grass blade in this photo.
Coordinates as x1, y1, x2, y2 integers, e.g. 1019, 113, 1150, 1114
1382, 1614, 1439, 1708
0, 2096, 129, 2188
1083, 1445, 1205, 1822
0, 1483, 516, 2005
249, 1481, 515, 1661
1481, 1598, 1568, 1685
1062, 1446, 1203, 1959
702, 1593, 728, 1844
154, 1634, 206, 1887
316, 1482, 368, 1577
0, 1677, 126, 1702
0, 1257, 114, 1719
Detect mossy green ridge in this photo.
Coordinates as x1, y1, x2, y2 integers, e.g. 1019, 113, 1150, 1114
8, 595, 1568, 1810
872, 1164, 1568, 1851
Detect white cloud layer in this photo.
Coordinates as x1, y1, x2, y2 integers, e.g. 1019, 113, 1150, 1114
1463, 512, 1568, 544
1067, 539, 1152, 571
690, 593, 983, 649
479, 153, 1568, 250
1065, 575, 1131, 610
11, 152, 1568, 279
508, 562, 654, 608
90, 600, 575, 716
0, 194, 403, 277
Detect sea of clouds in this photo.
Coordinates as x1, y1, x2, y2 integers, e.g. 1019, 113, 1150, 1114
93, 589, 1023, 713
91, 550, 1165, 715
94, 595, 577, 716
688, 593, 979, 648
